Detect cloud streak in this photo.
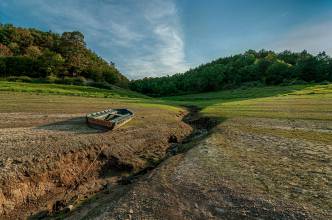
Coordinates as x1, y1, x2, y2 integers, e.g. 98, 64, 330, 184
124, 0, 188, 78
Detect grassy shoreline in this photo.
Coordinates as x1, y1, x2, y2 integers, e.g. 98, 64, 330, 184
0, 81, 148, 99
1, 81, 331, 120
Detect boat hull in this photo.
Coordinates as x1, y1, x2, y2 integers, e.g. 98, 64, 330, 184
86, 108, 134, 130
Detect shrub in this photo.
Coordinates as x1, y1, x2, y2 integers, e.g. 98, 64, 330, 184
86, 81, 113, 90
61, 76, 86, 85
7, 76, 33, 83
281, 79, 307, 86
320, 80, 330, 85
45, 75, 60, 83
7, 76, 17, 81
240, 81, 264, 89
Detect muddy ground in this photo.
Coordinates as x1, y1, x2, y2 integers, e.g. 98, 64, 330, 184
0, 93, 192, 219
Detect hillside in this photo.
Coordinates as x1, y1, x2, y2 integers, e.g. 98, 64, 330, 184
130, 50, 332, 96
0, 81, 147, 99
0, 23, 128, 87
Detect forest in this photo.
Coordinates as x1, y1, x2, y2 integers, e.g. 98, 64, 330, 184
1, 23, 331, 95
0, 23, 128, 87
130, 50, 332, 96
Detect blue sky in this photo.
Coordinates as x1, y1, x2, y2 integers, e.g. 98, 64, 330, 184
1, 0, 332, 79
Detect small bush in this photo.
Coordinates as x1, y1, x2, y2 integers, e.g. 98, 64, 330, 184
86, 81, 113, 90
320, 80, 330, 85
19, 76, 33, 83
240, 81, 264, 89
222, 83, 237, 90
7, 76, 33, 83
31, 78, 48, 83
7, 76, 17, 82
45, 75, 60, 83
281, 79, 307, 86
75, 76, 87, 85
61, 76, 87, 85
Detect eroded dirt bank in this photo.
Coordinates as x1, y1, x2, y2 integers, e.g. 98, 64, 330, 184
34, 106, 218, 220
0, 93, 193, 219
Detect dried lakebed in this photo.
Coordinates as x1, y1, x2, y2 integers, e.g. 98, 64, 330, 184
65, 116, 331, 220
0, 93, 193, 219
0, 92, 331, 219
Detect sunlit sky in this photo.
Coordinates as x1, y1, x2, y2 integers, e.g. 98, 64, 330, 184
1, 0, 332, 79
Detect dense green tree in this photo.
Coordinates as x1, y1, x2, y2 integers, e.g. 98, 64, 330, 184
0, 43, 12, 56
0, 58, 6, 76
8, 42, 20, 55
3, 56, 35, 77
36, 49, 64, 77
25, 45, 42, 58
130, 49, 332, 96
265, 61, 291, 85
0, 23, 128, 87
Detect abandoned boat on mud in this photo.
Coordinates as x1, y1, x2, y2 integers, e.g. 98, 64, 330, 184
86, 108, 134, 129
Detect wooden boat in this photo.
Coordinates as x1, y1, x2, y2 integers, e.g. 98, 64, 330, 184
86, 108, 134, 130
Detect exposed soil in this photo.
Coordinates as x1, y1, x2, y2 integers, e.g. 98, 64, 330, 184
63, 116, 331, 220
31, 106, 218, 220
0, 93, 330, 220
0, 93, 192, 219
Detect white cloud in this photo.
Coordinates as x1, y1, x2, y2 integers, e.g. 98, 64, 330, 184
115, 0, 189, 79
1, 0, 188, 79
273, 20, 332, 55
128, 0, 188, 78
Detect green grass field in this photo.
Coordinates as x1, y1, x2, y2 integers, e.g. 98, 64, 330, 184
1, 81, 331, 120
0, 81, 148, 99
163, 83, 332, 120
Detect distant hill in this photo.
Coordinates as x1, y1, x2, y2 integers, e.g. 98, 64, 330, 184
130, 49, 332, 96
0, 23, 128, 87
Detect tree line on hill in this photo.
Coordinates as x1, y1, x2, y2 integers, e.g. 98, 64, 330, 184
0, 23, 128, 87
130, 50, 332, 96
